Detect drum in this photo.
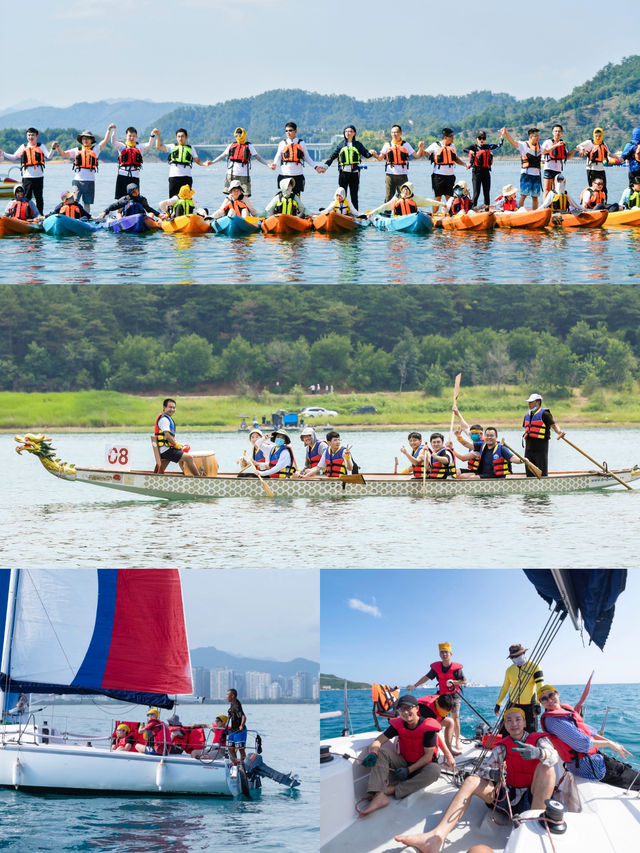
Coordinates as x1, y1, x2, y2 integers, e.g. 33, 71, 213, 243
185, 451, 218, 477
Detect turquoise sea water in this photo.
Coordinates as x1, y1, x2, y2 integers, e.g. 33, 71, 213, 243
0, 703, 318, 852
0, 161, 637, 284
320, 684, 640, 771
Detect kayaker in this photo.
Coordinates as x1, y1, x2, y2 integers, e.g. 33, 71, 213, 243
463, 130, 504, 208
538, 685, 640, 790
97, 183, 161, 220
47, 190, 92, 220
294, 426, 328, 476
540, 124, 576, 196
424, 128, 466, 207
53, 127, 113, 213
576, 127, 610, 194
159, 184, 205, 219
270, 122, 326, 196
455, 426, 522, 479
495, 643, 545, 732
395, 708, 558, 852
620, 127, 640, 188
4, 184, 41, 221
0, 127, 55, 215
399, 431, 426, 479
110, 125, 155, 199
303, 430, 353, 478
540, 174, 583, 216
580, 176, 608, 211
317, 186, 362, 218
501, 126, 542, 209
263, 178, 309, 218
372, 124, 424, 202
154, 397, 204, 476
208, 127, 270, 197
324, 125, 376, 209
153, 127, 212, 197
492, 183, 519, 212
522, 392, 565, 477
261, 428, 297, 478
367, 181, 440, 218
425, 433, 456, 480
406, 642, 466, 753
210, 180, 259, 220
226, 689, 247, 765
618, 174, 640, 209
445, 180, 474, 215
358, 694, 443, 817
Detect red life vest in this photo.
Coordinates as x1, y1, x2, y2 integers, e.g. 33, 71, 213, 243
450, 196, 472, 215
282, 142, 305, 164
521, 143, 541, 171
386, 144, 409, 167
472, 148, 493, 168
393, 197, 418, 216
213, 727, 227, 745
113, 735, 133, 750
229, 142, 251, 164
540, 703, 598, 766
118, 146, 143, 169
546, 141, 569, 163
267, 444, 296, 478
417, 694, 446, 722
223, 198, 250, 216
389, 716, 441, 763
502, 196, 518, 211
21, 146, 45, 169
8, 200, 32, 220
74, 147, 98, 172
501, 732, 547, 788
428, 450, 455, 480
434, 145, 455, 166
59, 202, 82, 219
144, 719, 172, 754
584, 189, 606, 208
588, 143, 609, 163
169, 725, 206, 754
523, 407, 548, 440
478, 442, 510, 477
306, 440, 326, 467
114, 720, 146, 747
430, 660, 463, 693
410, 444, 425, 479
325, 446, 348, 478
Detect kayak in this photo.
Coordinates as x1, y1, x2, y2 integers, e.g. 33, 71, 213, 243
602, 208, 640, 227
0, 216, 43, 236
313, 211, 359, 233
552, 210, 608, 228
161, 214, 210, 235
370, 212, 433, 234
262, 214, 313, 235
42, 214, 102, 236
0, 167, 21, 198
212, 214, 262, 236
438, 210, 495, 231
110, 214, 161, 234
493, 208, 552, 230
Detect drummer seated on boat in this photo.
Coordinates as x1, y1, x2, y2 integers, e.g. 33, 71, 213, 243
112, 723, 136, 752
367, 181, 441, 218
395, 708, 558, 853
154, 397, 203, 477
293, 426, 328, 478
97, 183, 161, 220
210, 180, 259, 220
47, 190, 92, 220
317, 186, 362, 218
301, 430, 352, 478
263, 178, 309, 218
4, 184, 42, 221
455, 427, 522, 479
358, 694, 443, 817
400, 431, 427, 478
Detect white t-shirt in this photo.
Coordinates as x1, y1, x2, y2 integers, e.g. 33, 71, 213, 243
64, 144, 101, 182
157, 414, 174, 455
167, 143, 199, 178
425, 142, 457, 175
516, 140, 541, 176
541, 139, 566, 173
3, 143, 53, 178
114, 140, 152, 177
578, 139, 606, 172
272, 138, 318, 176
380, 141, 415, 175
223, 142, 260, 177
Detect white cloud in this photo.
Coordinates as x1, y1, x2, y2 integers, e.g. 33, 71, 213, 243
348, 597, 382, 618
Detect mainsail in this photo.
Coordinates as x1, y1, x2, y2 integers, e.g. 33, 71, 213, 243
0, 570, 193, 708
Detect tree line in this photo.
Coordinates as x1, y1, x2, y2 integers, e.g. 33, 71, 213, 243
1, 285, 638, 395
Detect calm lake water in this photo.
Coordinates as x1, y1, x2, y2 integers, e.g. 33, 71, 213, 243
2, 428, 638, 568
0, 703, 318, 853
0, 160, 637, 284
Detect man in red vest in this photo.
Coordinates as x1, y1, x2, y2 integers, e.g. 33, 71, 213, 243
395, 708, 558, 852
407, 642, 466, 754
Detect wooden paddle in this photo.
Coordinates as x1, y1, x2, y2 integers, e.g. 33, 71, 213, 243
559, 435, 633, 490
242, 452, 274, 498
339, 473, 366, 484
449, 373, 462, 477
502, 442, 542, 479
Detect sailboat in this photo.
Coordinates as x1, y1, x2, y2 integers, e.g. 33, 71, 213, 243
0, 570, 299, 796
320, 570, 640, 852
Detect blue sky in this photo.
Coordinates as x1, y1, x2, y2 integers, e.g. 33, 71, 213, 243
321, 570, 639, 685
3, 3, 637, 108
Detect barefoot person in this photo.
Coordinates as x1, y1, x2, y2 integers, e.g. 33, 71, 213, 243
407, 642, 466, 753
358, 694, 442, 817
154, 397, 203, 477
395, 708, 558, 852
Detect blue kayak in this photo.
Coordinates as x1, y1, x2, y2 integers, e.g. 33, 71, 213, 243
109, 213, 160, 234
212, 214, 262, 236
371, 211, 433, 234
43, 214, 102, 237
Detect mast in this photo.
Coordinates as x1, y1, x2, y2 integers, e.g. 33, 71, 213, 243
550, 569, 580, 630
0, 569, 19, 721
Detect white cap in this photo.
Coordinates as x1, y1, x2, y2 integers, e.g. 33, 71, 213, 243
300, 427, 316, 438
527, 393, 542, 403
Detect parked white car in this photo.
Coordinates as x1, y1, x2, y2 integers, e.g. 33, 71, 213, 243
300, 406, 338, 418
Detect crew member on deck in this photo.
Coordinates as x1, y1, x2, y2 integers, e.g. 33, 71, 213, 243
495, 643, 545, 732
522, 393, 565, 477
407, 642, 466, 754
112, 723, 136, 751
136, 708, 173, 755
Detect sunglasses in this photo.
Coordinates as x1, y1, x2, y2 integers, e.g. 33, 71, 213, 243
539, 693, 556, 702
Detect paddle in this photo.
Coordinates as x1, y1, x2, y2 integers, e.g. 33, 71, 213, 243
242, 452, 274, 498
501, 442, 542, 479
449, 374, 462, 477
559, 435, 633, 490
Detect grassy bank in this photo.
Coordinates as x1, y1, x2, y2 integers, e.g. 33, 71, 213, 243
2, 387, 639, 431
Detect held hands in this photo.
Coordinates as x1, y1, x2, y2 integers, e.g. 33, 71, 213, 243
269, 163, 276, 170
315, 166, 327, 173
361, 752, 378, 767
512, 740, 544, 761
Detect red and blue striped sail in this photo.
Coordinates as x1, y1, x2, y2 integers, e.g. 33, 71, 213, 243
1, 570, 192, 708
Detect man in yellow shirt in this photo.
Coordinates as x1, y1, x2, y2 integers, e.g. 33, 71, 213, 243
494, 643, 544, 731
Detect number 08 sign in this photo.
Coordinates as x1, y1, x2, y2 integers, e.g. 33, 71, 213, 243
104, 445, 131, 468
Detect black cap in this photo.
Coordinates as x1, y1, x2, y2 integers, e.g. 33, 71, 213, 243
397, 694, 418, 707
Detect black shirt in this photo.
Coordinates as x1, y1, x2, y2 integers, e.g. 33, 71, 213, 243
228, 699, 245, 732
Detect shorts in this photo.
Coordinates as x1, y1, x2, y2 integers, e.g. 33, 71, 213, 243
519, 173, 541, 197
72, 179, 95, 205
160, 446, 184, 464
543, 168, 562, 181
224, 172, 252, 196
431, 173, 456, 198
490, 785, 532, 815
227, 730, 246, 746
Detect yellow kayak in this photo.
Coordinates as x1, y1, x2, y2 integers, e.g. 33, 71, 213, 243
602, 208, 640, 227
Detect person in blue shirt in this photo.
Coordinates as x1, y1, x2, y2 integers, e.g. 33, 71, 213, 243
621, 127, 640, 188
455, 426, 524, 478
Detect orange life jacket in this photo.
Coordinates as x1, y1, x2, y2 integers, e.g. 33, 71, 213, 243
588, 142, 609, 163
224, 198, 250, 216
8, 200, 32, 220
521, 142, 541, 171
386, 144, 409, 167
21, 146, 45, 169
282, 142, 305, 164
584, 189, 607, 208
393, 197, 418, 216
59, 202, 82, 219
74, 147, 98, 172
434, 145, 455, 166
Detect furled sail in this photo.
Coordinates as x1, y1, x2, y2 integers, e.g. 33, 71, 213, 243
1, 570, 193, 708
524, 569, 626, 650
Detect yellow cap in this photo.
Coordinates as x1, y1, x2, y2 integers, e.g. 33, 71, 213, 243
438, 642, 452, 652
147, 707, 160, 717
504, 707, 526, 720
116, 723, 130, 733
215, 714, 228, 725
178, 184, 195, 200
537, 684, 558, 699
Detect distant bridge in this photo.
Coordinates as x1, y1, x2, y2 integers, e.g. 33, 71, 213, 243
195, 142, 335, 160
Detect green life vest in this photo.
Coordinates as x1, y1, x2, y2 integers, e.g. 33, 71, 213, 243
551, 193, 570, 211
339, 145, 361, 167
168, 145, 193, 166
173, 198, 195, 217
627, 190, 640, 209
274, 194, 299, 216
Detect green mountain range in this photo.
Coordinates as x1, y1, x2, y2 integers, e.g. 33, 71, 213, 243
321, 673, 371, 689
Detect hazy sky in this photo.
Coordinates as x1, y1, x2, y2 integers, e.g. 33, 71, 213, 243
321, 570, 639, 685
3, 3, 637, 108
181, 569, 318, 661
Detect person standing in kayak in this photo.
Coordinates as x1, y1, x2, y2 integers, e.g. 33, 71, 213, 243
0, 127, 56, 215
540, 124, 576, 197
53, 127, 113, 213
576, 128, 610, 195
208, 127, 271, 197
373, 125, 424, 202
406, 642, 466, 753
424, 128, 466, 207
502, 126, 542, 210
110, 125, 155, 199
522, 392, 565, 477
463, 130, 504, 208
153, 127, 212, 197
270, 122, 326, 196
324, 125, 376, 209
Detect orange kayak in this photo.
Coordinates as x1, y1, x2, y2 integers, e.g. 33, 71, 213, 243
262, 214, 313, 235
438, 211, 495, 231
313, 211, 358, 233
0, 216, 43, 235
602, 208, 640, 227
161, 214, 210, 235
494, 208, 552, 230
552, 210, 608, 228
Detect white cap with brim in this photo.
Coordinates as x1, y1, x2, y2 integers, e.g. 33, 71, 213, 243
300, 427, 316, 438
527, 393, 543, 402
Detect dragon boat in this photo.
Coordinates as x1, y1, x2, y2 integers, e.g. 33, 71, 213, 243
14, 434, 640, 501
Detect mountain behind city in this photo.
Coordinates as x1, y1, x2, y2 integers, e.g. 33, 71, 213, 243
190, 646, 318, 679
